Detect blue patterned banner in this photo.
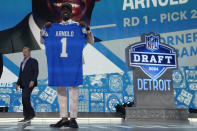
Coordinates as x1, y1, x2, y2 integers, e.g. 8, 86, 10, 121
0, 0, 197, 112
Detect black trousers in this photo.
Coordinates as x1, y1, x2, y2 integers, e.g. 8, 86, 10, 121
22, 86, 35, 119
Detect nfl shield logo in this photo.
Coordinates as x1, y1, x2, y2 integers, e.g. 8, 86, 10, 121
145, 34, 159, 51
126, 33, 177, 79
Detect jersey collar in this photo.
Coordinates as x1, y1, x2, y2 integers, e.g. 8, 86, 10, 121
60, 19, 77, 25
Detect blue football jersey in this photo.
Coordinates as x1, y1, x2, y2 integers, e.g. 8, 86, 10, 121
43, 23, 86, 86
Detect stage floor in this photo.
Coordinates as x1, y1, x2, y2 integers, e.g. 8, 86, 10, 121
0, 118, 197, 131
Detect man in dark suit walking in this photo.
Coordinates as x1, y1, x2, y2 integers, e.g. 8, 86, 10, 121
15, 47, 39, 122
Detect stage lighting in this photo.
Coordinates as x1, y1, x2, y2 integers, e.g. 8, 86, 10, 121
189, 108, 197, 113
127, 101, 134, 107
115, 103, 125, 117
0, 106, 8, 112
115, 101, 134, 118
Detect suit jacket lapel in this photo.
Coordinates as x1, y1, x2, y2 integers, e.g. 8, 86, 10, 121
22, 58, 31, 72
11, 14, 41, 53
20, 62, 23, 72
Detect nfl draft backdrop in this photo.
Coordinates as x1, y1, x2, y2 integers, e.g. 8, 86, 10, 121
0, 0, 197, 112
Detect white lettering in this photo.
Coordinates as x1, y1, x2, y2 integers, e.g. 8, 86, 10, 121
147, 0, 158, 8
132, 17, 140, 26
142, 55, 148, 62
143, 79, 149, 90
160, 11, 187, 23
137, 79, 171, 91
179, 0, 188, 4
123, 0, 188, 10
56, 31, 74, 37
123, 0, 134, 10
150, 55, 157, 63
170, 0, 179, 5
135, 0, 145, 9
171, 12, 179, 21
132, 53, 175, 64
124, 18, 131, 27
153, 79, 159, 90
180, 11, 187, 20
159, 79, 165, 91
158, 0, 168, 6
158, 56, 164, 63
165, 56, 173, 63
160, 13, 167, 23
134, 54, 141, 62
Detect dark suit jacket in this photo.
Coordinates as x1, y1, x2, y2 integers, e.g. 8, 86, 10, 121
0, 14, 40, 54
17, 57, 39, 88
